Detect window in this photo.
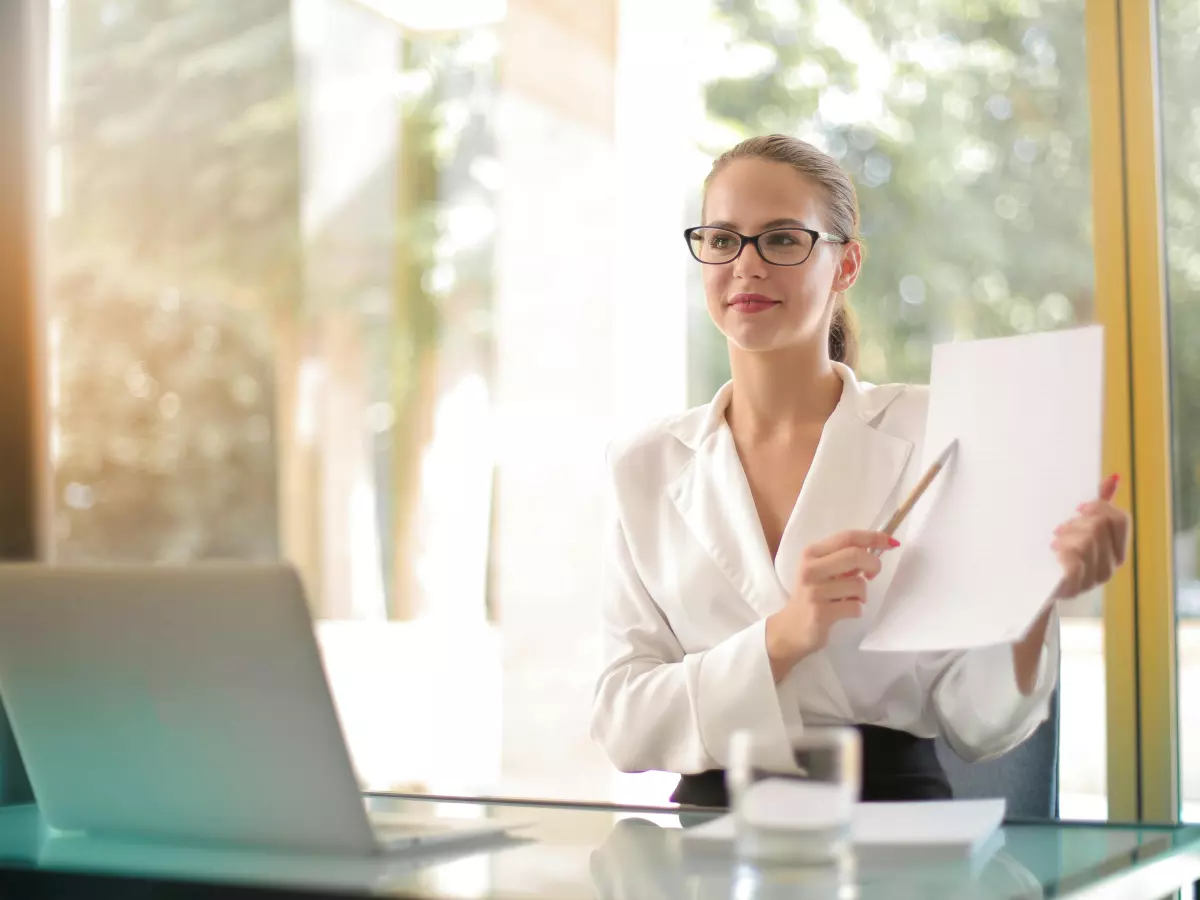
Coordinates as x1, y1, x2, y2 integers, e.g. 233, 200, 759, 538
687, 0, 1103, 817
1159, 0, 1200, 822
44, 0, 1104, 810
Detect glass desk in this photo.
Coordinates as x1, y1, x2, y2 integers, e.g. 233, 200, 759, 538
0, 795, 1196, 899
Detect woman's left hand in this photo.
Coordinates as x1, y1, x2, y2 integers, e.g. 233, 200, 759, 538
1051, 474, 1131, 600
1014, 475, 1130, 694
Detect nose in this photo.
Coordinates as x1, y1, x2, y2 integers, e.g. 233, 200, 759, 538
731, 238, 770, 280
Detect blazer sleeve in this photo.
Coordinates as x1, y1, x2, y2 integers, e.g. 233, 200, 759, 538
589, 508, 803, 776
927, 606, 1061, 762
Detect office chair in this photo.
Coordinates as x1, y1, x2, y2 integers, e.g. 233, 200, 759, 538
936, 689, 1061, 819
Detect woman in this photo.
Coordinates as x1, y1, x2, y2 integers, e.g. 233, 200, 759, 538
589, 134, 1129, 807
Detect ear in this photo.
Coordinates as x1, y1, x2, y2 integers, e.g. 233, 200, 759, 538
831, 241, 862, 293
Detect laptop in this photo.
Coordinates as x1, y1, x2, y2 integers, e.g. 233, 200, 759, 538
0, 562, 522, 855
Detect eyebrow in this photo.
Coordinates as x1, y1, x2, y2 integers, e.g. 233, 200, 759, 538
707, 218, 809, 231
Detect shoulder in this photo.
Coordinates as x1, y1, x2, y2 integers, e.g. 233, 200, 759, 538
855, 378, 929, 437
874, 380, 929, 417
606, 381, 730, 479
605, 404, 706, 488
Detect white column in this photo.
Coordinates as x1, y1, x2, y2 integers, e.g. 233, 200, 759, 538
607, 0, 708, 805
611, 0, 705, 432
491, 0, 702, 802
288, 0, 398, 618
491, 0, 620, 800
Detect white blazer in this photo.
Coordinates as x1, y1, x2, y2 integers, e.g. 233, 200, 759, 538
590, 363, 1059, 776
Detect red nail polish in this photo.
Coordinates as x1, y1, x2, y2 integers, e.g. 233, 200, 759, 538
887, 537, 901, 548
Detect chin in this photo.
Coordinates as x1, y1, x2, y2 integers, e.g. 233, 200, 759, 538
721, 326, 791, 354
718, 315, 820, 356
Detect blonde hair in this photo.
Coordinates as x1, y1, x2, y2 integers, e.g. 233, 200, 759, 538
704, 134, 860, 368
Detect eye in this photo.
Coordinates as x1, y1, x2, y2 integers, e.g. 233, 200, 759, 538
764, 232, 800, 246
708, 233, 734, 249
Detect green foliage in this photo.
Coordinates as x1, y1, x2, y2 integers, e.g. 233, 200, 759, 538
694, 0, 1093, 396
692, 0, 1200, 586
1161, 0, 1200, 538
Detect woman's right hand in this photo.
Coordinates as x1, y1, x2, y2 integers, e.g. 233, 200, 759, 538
764, 530, 898, 682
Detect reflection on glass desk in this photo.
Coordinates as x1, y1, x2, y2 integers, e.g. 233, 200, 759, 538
0, 796, 1198, 899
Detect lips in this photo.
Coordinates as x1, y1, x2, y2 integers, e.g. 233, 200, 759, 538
729, 293, 780, 313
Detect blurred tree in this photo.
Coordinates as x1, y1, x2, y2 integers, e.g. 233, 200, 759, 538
695, 0, 1094, 397
1160, 0, 1200, 562
52, 0, 498, 618
52, 253, 278, 559
384, 28, 499, 618
692, 0, 1200, 592
52, 0, 298, 562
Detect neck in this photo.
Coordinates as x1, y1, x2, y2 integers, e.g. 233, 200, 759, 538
725, 344, 843, 439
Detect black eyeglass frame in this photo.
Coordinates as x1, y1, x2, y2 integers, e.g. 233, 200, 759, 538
683, 225, 849, 266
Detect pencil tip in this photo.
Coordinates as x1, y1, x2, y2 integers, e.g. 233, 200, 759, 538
938, 439, 959, 465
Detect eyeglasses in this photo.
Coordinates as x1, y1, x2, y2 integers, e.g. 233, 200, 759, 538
683, 226, 848, 267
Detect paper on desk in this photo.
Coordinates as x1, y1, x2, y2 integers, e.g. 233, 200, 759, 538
850, 798, 1004, 853
682, 798, 1005, 857
859, 326, 1104, 652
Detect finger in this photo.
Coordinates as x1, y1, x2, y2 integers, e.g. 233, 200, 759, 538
1086, 503, 1131, 565
1090, 516, 1119, 586
805, 547, 883, 582
1097, 513, 1126, 568
1084, 518, 1107, 586
1054, 547, 1087, 597
815, 575, 869, 604
1054, 515, 1115, 554
1065, 559, 1087, 597
826, 600, 864, 622
1051, 534, 1089, 597
1093, 550, 1113, 589
1052, 518, 1092, 543
1051, 529, 1079, 562
1071, 521, 1112, 591
1059, 523, 1098, 569
1073, 526, 1101, 593
1099, 473, 1120, 503
1076, 500, 1127, 523
1109, 509, 1131, 565
805, 530, 897, 559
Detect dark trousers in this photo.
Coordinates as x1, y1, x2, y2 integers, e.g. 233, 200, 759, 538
669, 724, 953, 808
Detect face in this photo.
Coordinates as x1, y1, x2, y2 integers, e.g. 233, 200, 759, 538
700, 158, 861, 356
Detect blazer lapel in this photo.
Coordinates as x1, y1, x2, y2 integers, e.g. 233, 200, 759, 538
665, 384, 789, 619
663, 370, 915, 724
773, 378, 914, 589
770, 369, 914, 721
667, 426, 789, 619
665, 371, 914, 625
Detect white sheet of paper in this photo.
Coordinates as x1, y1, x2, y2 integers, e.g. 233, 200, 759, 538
859, 326, 1104, 652
849, 798, 1004, 851
682, 798, 1005, 856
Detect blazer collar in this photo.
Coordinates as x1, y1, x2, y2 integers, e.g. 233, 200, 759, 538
665, 363, 913, 620
665, 362, 908, 452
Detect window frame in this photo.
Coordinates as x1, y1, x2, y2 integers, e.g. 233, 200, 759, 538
3, 0, 1182, 822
